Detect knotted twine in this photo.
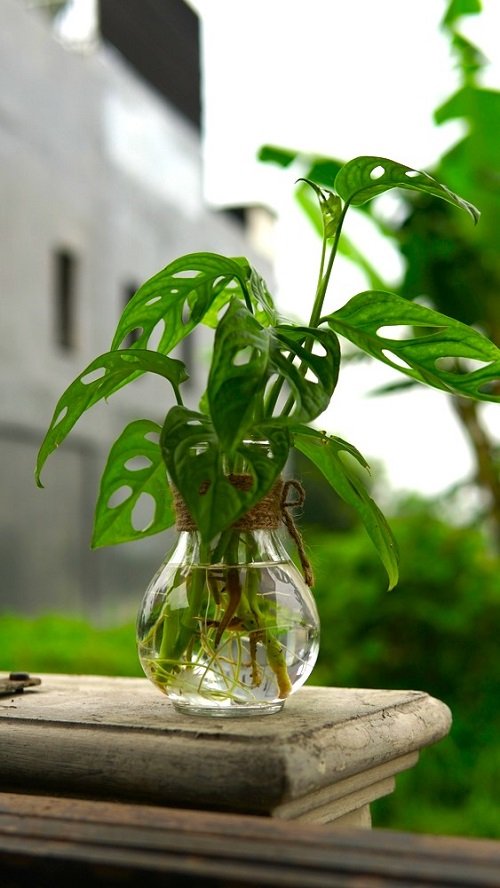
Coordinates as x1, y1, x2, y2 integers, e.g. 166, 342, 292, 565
172, 475, 314, 588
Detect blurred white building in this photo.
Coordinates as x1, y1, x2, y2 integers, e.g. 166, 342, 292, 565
0, 0, 270, 617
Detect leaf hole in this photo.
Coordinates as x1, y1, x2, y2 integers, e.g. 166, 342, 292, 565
377, 325, 410, 340
311, 341, 327, 357
53, 406, 68, 426
405, 169, 420, 179
463, 357, 490, 373
264, 374, 292, 415
381, 349, 412, 370
181, 302, 192, 325
304, 366, 319, 384
125, 455, 153, 471
147, 319, 166, 351
479, 382, 496, 395
107, 485, 133, 509
81, 367, 106, 385
145, 431, 160, 444
233, 347, 255, 367
434, 356, 457, 373
145, 295, 162, 306
435, 356, 490, 374
370, 165, 385, 180
173, 270, 198, 279
131, 493, 156, 532
120, 328, 143, 348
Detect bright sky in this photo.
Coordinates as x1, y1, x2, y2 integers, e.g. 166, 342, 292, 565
194, 0, 500, 504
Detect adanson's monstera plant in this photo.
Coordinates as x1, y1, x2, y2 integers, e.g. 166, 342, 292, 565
36, 157, 499, 716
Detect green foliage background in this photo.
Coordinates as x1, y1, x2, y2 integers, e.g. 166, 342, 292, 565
309, 505, 500, 837
1, 501, 498, 838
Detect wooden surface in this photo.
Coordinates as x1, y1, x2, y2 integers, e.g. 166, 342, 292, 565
1, 791, 499, 887
0, 674, 452, 823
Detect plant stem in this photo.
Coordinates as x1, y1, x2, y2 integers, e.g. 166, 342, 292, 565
264, 201, 349, 419
308, 202, 349, 328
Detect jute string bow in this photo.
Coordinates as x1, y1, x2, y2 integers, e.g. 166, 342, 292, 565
173, 475, 314, 588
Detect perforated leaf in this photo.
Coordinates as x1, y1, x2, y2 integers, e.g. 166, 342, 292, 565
325, 291, 500, 401
293, 426, 399, 589
269, 326, 341, 422
335, 156, 480, 222
92, 420, 174, 547
161, 407, 289, 541
36, 349, 188, 486
111, 253, 275, 353
207, 300, 270, 452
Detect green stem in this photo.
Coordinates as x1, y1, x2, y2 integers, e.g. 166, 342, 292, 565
264, 201, 349, 420
308, 201, 349, 328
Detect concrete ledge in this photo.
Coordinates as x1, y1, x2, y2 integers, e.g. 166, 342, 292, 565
0, 675, 452, 826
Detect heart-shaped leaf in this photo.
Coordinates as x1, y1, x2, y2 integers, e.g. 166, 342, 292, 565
36, 349, 188, 486
270, 326, 341, 423
293, 426, 399, 589
92, 420, 174, 547
325, 291, 500, 401
207, 300, 270, 452
161, 407, 289, 541
335, 156, 480, 223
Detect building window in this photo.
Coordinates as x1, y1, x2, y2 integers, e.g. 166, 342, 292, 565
54, 248, 77, 350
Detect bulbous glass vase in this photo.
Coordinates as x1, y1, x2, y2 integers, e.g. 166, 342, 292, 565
137, 516, 320, 717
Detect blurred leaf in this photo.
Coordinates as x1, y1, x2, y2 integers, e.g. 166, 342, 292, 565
442, 0, 481, 28
257, 144, 297, 167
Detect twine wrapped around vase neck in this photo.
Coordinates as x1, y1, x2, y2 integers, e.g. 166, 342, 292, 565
172, 475, 314, 588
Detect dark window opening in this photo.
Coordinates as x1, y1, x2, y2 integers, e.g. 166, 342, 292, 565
54, 248, 77, 350
99, 0, 201, 129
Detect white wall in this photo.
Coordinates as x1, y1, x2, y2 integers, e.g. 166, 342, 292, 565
0, 0, 271, 618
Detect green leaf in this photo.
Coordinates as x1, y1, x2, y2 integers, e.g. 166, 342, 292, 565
235, 258, 279, 326
258, 144, 343, 190
442, 0, 481, 29
36, 349, 188, 486
335, 156, 480, 223
111, 253, 251, 354
207, 300, 270, 452
293, 427, 399, 589
270, 326, 341, 422
298, 179, 343, 238
161, 407, 289, 541
92, 420, 174, 547
324, 291, 500, 402
258, 144, 297, 168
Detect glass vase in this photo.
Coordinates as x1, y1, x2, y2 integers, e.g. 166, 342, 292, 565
137, 518, 320, 717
